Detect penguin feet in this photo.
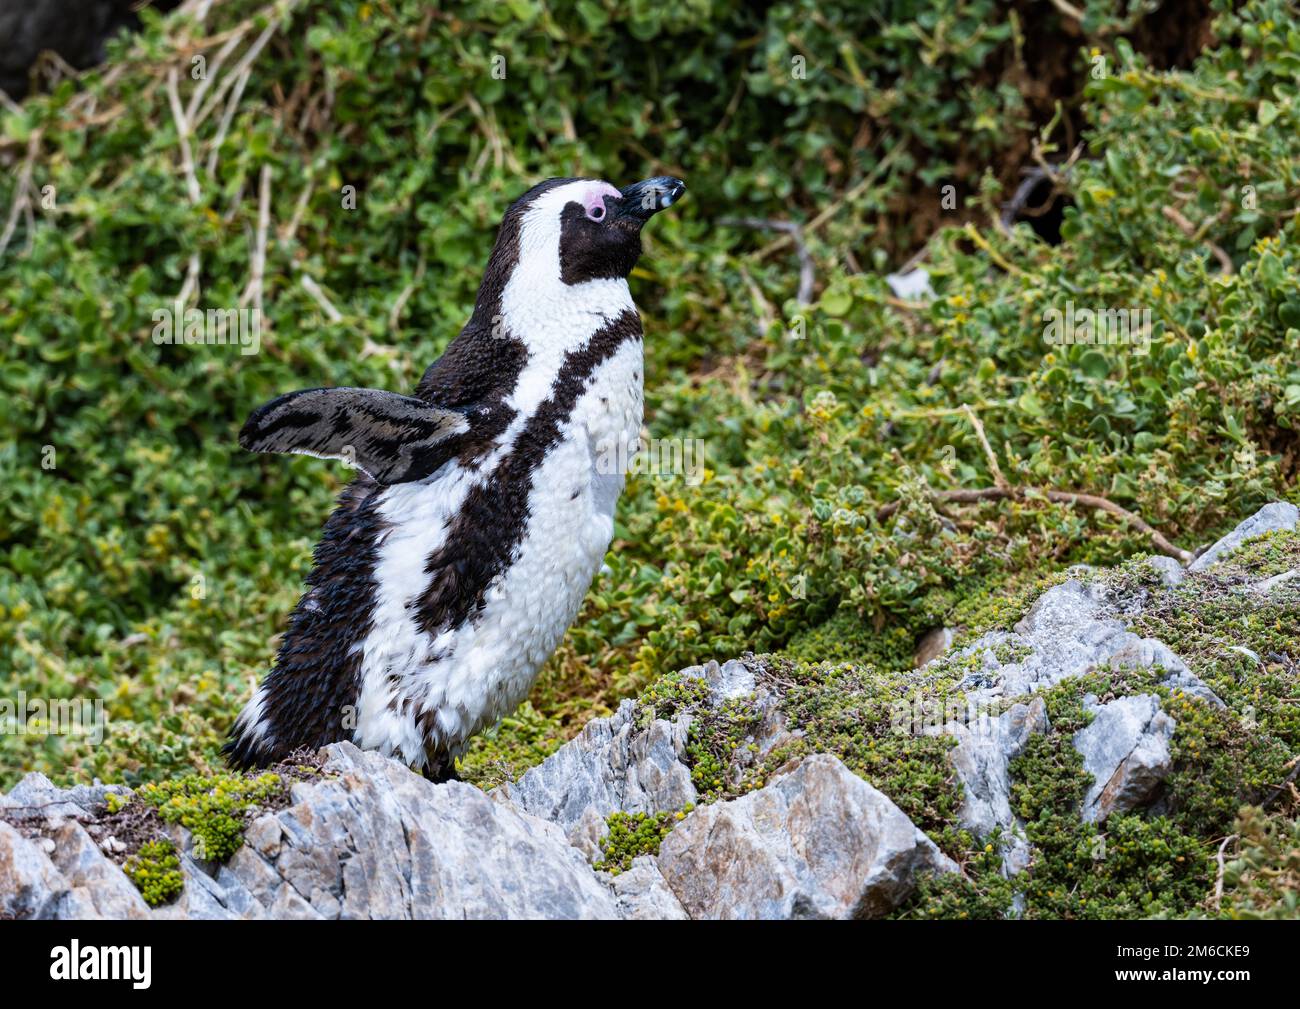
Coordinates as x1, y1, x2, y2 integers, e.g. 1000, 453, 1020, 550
421, 757, 461, 784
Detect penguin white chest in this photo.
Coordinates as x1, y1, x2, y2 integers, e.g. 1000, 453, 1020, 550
465, 337, 645, 719
352, 337, 645, 767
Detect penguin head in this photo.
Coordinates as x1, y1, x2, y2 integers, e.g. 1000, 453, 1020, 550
499, 176, 686, 287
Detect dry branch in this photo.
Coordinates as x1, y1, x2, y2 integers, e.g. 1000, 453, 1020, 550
722, 217, 815, 305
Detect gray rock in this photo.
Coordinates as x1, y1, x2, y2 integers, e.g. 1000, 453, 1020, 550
955, 579, 1222, 707
214, 743, 621, 920
1250, 569, 1299, 594
602, 856, 689, 920
915, 626, 955, 668
1073, 694, 1174, 823
928, 697, 1049, 875
5, 743, 622, 920
1, 772, 129, 823
1145, 555, 1186, 588
0, 821, 87, 919
699, 658, 757, 703
1188, 502, 1299, 572
656, 754, 956, 919
499, 701, 697, 859
44, 820, 150, 920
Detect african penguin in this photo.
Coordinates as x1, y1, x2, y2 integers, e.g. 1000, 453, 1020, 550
225, 175, 686, 781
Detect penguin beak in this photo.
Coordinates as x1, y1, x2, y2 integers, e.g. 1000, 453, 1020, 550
615, 177, 686, 224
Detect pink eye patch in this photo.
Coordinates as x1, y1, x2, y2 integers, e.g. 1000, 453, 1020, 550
583, 182, 622, 222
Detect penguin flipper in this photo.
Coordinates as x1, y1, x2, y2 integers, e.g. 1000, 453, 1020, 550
239, 386, 469, 484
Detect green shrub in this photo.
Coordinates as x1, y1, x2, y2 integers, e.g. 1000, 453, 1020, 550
1, 0, 1297, 828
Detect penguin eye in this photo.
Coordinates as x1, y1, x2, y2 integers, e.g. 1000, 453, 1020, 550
586, 204, 606, 223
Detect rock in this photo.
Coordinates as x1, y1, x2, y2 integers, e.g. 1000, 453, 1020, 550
954, 579, 1223, 707
0, 821, 91, 919
699, 657, 757, 703
1188, 502, 1299, 573
914, 626, 955, 668
656, 755, 956, 919
44, 820, 150, 919
1072, 694, 1174, 823
4, 743, 622, 920
0, 772, 129, 823
602, 856, 689, 920
499, 701, 697, 860
215, 743, 621, 919
1145, 555, 1186, 588
927, 697, 1049, 875
1250, 569, 1299, 594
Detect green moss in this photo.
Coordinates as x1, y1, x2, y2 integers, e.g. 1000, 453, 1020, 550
1008, 729, 1210, 919
784, 609, 915, 669
894, 837, 1017, 920
594, 808, 693, 875
122, 839, 183, 908
134, 770, 286, 863
459, 701, 567, 790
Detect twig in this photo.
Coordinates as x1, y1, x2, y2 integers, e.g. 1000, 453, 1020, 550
1212, 833, 1238, 912
0, 129, 41, 259
278, 170, 314, 249
185, 26, 246, 125
387, 254, 427, 335
241, 165, 272, 316
177, 251, 202, 308
1162, 205, 1234, 275
165, 67, 201, 205
1261, 754, 1300, 810
735, 263, 776, 333
301, 274, 343, 322
1046, 0, 1088, 24
963, 222, 1027, 277
877, 485, 1193, 563
205, 65, 251, 177
755, 134, 908, 260
722, 217, 815, 304
962, 405, 1008, 490
194, 19, 278, 130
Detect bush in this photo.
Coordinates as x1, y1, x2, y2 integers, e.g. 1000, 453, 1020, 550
1, 0, 1297, 801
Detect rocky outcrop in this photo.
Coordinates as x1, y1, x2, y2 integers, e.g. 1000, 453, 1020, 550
499, 701, 696, 861
4, 744, 621, 920
1073, 694, 1174, 823
926, 697, 1049, 875
656, 755, 957, 919
2, 739, 949, 921
951, 578, 1223, 708
4, 504, 1292, 919
1188, 501, 1298, 572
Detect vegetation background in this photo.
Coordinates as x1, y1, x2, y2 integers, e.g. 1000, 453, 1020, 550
1, 0, 1297, 917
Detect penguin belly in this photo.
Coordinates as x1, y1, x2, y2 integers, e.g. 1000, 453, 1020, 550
352, 338, 644, 769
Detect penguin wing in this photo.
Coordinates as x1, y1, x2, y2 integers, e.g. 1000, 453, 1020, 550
239, 387, 470, 484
